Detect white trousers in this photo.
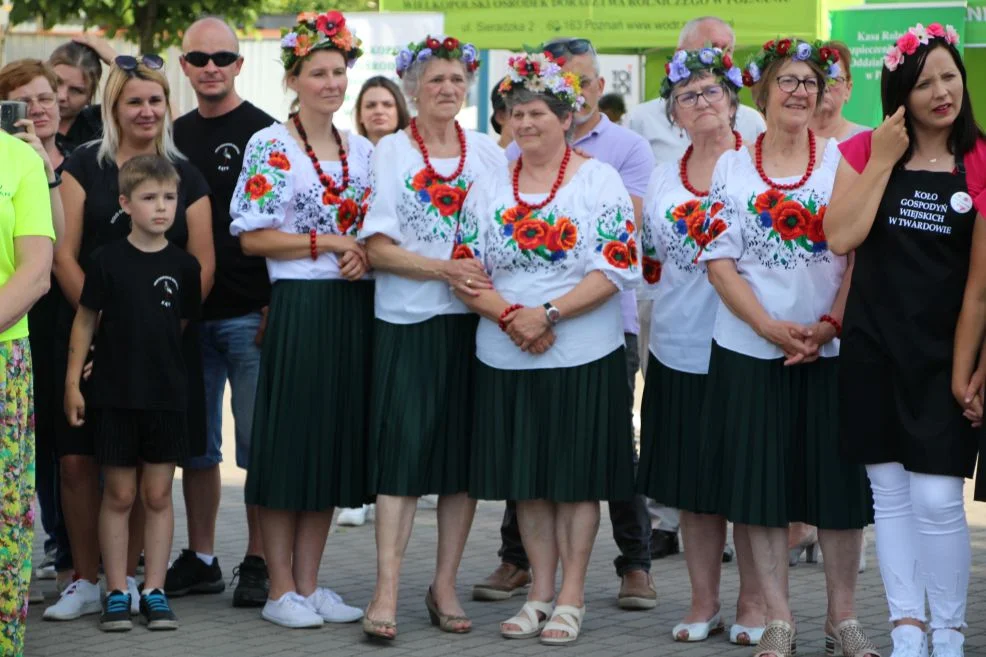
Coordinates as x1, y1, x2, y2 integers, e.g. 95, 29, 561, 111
866, 462, 969, 629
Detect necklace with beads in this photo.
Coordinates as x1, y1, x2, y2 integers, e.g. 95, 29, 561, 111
680, 131, 743, 197
512, 147, 573, 212
410, 118, 467, 182
755, 130, 816, 191
291, 112, 349, 200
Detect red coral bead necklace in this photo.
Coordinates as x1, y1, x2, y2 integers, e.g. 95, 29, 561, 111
513, 146, 572, 212
680, 130, 743, 197
410, 118, 467, 183
755, 129, 816, 191
292, 112, 349, 197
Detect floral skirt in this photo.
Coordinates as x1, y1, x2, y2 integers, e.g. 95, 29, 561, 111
0, 338, 35, 657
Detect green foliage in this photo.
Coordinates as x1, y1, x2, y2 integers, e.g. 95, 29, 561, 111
10, 0, 266, 52
259, 0, 378, 15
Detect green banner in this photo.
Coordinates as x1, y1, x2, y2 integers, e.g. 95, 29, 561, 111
864, 0, 986, 46
830, 2, 966, 127
379, 0, 820, 50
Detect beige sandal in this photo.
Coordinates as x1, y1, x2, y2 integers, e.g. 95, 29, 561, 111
539, 605, 586, 646
826, 619, 881, 657
500, 600, 553, 639
755, 619, 798, 657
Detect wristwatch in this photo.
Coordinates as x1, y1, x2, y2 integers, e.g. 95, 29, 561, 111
543, 302, 561, 325
48, 171, 62, 189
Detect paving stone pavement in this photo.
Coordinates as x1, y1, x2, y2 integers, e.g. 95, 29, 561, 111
24, 390, 986, 657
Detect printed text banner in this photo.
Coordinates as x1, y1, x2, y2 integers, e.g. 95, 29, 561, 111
379, 0, 819, 50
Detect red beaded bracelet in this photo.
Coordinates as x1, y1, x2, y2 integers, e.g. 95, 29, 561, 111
309, 229, 318, 261
820, 314, 842, 338
499, 304, 524, 331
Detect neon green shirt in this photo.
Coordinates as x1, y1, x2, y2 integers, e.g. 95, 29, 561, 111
0, 131, 55, 342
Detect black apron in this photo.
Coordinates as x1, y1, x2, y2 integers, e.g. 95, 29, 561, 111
839, 163, 980, 481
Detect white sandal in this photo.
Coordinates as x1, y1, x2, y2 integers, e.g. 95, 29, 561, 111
673, 612, 725, 642
731, 623, 766, 645
500, 600, 553, 639
539, 605, 586, 646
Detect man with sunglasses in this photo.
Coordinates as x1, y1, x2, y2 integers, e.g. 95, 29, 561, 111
473, 35, 658, 612
167, 16, 276, 610
626, 16, 766, 563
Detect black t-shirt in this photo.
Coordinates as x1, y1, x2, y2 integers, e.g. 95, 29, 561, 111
174, 101, 276, 320
80, 240, 201, 410
56, 105, 103, 152
62, 143, 211, 274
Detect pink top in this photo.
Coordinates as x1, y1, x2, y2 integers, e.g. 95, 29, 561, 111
839, 130, 986, 216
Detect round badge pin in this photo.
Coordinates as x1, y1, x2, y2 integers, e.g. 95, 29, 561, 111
951, 191, 974, 214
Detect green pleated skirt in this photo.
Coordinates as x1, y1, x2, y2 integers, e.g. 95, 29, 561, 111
367, 313, 478, 496
636, 355, 713, 513
245, 279, 374, 511
698, 342, 873, 529
470, 348, 635, 503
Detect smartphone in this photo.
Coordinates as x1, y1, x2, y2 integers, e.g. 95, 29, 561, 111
0, 101, 27, 133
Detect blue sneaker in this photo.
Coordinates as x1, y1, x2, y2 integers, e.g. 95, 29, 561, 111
99, 590, 133, 632
140, 589, 179, 630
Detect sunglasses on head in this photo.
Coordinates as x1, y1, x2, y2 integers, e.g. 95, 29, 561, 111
115, 54, 165, 71
182, 51, 240, 68
543, 39, 594, 59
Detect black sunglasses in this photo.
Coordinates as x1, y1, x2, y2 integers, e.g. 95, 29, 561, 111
115, 54, 164, 71
182, 51, 240, 68
543, 39, 594, 59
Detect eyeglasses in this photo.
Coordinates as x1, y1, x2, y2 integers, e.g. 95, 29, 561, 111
776, 75, 820, 94
543, 38, 595, 59
828, 76, 848, 88
182, 51, 240, 68
13, 94, 57, 109
674, 84, 726, 108
115, 54, 165, 72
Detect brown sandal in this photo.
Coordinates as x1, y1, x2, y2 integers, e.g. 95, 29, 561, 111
362, 603, 396, 640
425, 587, 471, 634
755, 620, 798, 657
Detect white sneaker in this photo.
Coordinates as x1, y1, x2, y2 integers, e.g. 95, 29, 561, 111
42, 579, 102, 620
261, 592, 324, 628
305, 587, 363, 623
126, 576, 140, 615
337, 505, 369, 527
891, 625, 930, 657
931, 629, 964, 657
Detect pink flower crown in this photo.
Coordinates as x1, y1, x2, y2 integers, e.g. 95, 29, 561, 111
884, 22, 959, 72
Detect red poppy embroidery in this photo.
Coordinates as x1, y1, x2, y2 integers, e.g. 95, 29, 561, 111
501, 205, 530, 225
244, 174, 272, 201
642, 256, 662, 284
603, 241, 632, 269
514, 218, 550, 250
806, 205, 827, 244
753, 189, 786, 214
322, 189, 341, 206
771, 200, 811, 241
672, 199, 703, 222
627, 237, 639, 266
430, 184, 467, 217
452, 244, 474, 259
336, 198, 360, 234
267, 151, 290, 170
411, 169, 438, 191
545, 217, 578, 252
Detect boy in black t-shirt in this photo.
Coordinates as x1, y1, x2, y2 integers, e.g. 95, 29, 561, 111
64, 155, 201, 633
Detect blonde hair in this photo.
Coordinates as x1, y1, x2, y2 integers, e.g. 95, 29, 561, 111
97, 64, 184, 166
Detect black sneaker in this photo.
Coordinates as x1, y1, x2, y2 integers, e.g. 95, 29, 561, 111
650, 529, 681, 559
164, 549, 225, 596
140, 589, 179, 630
99, 590, 133, 632
231, 555, 269, 608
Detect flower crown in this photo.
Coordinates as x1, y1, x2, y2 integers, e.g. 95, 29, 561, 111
395, 35, 480, 78
280, 11, 363, 71
743, 38, 841, 87
660, 47, 744, 99
497, 51, 585, 112
884, 23, 960, 72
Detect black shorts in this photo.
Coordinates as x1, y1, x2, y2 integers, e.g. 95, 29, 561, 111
92, 408, 188, 467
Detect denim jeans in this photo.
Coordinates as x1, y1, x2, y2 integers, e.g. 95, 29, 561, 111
499, 334, 652, 576
182, 312, 262, 470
